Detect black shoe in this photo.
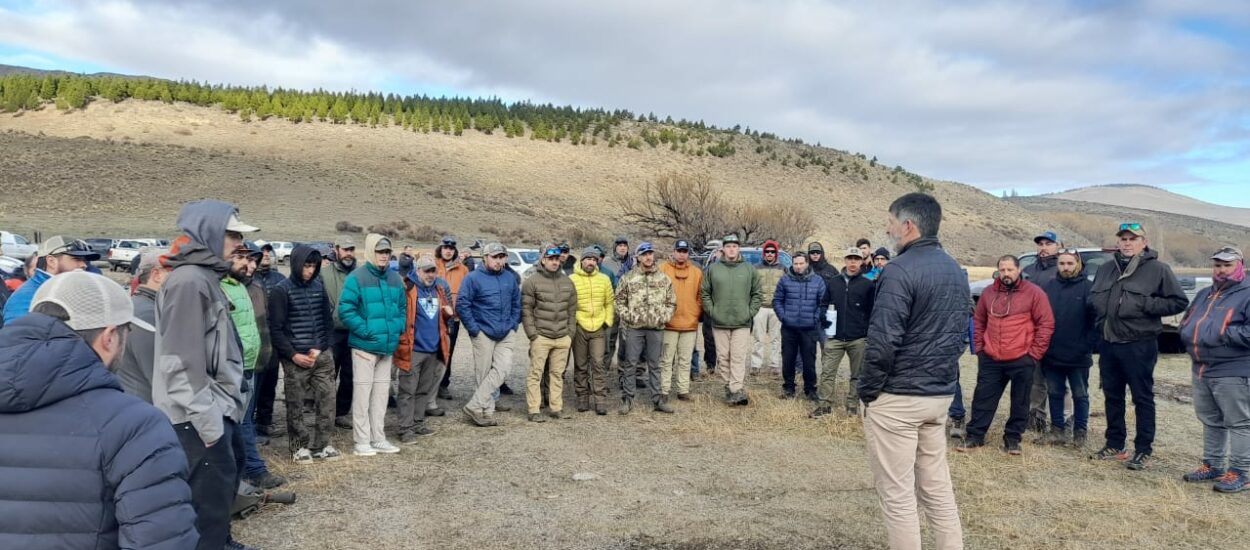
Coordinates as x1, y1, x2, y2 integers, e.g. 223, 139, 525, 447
437, 386, 453, 400
636, 379, 647, 389
595, 403, 608, 415
411, 422, 434, 436
334, 415, 352, 429
494, 401, 513, 412
1127, 452, 1152, 471
1004, 440, 1022, 456
425, 407, 446, 417
499, 383, 514, 395
400, 432, 420, 445
779, 391, 796, 400
677, 393, 692, 401
955, 438, 986, 452
576, 398, 591, 412
1072, 429, 1088, 448
809, 406, 833, 418
247, 471, 287, 490
804, 392, 819, 402
225, 540, 262, 550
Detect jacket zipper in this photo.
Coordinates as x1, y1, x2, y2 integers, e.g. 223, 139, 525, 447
1191, 288, 1223, 375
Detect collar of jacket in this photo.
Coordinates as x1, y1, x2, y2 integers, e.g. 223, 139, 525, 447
1057, 270, 1087, 284
839, 269, 862, 281
897, 236, 940, 256
363, 262, 389, 278
574, 266, 600, 277
787, 267, 813, 280
666, 261, 692, 277
135, 285, 159, 300
993, 277, 1025, 293
538, 267, 565, 279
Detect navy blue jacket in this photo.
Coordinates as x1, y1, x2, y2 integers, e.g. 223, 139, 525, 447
0, 314, 198, 549
456, 264, 523, 341
825, 269, 876, 341
773, 267, 828, 331
1182, 279, 1250, 378
1041, 272, 1098, 369
858, 238, 970, 402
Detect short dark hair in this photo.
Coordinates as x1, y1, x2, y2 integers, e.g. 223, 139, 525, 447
888, 193, 942, 238
855, 238, 871, 248
31, 302, 107, 346
997, 255, 1020, 268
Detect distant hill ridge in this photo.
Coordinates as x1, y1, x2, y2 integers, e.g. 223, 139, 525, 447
1044, 184, 1250, 229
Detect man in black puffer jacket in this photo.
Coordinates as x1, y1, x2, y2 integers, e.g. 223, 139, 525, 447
1038, 250, 1098, 447
0, 271, 198, 549
858, 193, 966, 549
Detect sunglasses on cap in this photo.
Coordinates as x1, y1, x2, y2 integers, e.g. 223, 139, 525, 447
441, 238, 457, 246
48, 239, 92, 256
1059, 248, 1081, 255
543, 247, 561, 257
1118, 223, 1142, 232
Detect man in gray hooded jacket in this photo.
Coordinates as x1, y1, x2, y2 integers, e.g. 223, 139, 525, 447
152, 199, 259, 550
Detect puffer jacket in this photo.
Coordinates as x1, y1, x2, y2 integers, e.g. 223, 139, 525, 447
773, 266, 828, 330
826, 269, 876, 341
1040, 271, 1097, 369
1023, 254, 1058, 288
571, 266, 614, 332
320, 257, 356, 329
1, 268, 49, 325
1091, 248, 1189, 343
270, 245, 334, 360
522, 267, 578, 339
1182, 279, 1250, 378
757, 262, 785, 306
616, 266, 677, 330
340, 260, 407, 355
701, 257, 763, 328
974, 278, 1055, 362
222, 276, 261, 371
858, 237, 970, 402
395, 273, 452, 371
0, 314, 198, 549
456, 264, 523, 341
661, 260, 703, 331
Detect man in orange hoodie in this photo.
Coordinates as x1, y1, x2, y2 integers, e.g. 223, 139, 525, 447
434, 237, 469, 401
660, 240, 703, 401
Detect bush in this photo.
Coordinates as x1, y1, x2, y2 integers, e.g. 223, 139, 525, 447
334, 221, 363, 233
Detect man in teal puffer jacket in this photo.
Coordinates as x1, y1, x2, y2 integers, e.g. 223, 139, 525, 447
339, 233, 408, 456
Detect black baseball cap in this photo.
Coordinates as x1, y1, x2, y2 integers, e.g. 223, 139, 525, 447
674, 240, 691, 251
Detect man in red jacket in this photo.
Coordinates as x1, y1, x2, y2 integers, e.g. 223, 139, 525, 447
958, 255, 1055, 455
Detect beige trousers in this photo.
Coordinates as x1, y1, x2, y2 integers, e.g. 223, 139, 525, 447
751, 307, 782, 371
713, 327, 751, 393
350, 350, 393, 447
527, 335, 571, 414
466, 331, 516, 414
660, 330, 697, 396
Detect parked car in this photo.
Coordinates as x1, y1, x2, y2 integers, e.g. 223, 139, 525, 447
106, 240, 147, 271
269, 241, 295, 263
0, 255, 24, 280
0, 231, 37, 260
696, 246, 793, 269
507, 248, 540, 276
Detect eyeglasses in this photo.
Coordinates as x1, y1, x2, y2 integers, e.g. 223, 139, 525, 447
48, 239, 91, 256
1119, 223, 1142, 232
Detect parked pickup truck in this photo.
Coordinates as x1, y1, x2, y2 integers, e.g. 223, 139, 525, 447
107, 240, 148, 271
1, 231, 37, 260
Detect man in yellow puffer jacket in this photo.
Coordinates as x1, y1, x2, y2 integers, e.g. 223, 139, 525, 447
570, 247, 615, 415
659, 240, 703, 402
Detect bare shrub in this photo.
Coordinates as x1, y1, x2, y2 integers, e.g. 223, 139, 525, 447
731, 201, 817, 249
334, 221, 363, 233
365, 221, 441, 243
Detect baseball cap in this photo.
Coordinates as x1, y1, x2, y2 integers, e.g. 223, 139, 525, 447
614, 236, 629, 245
244, 242, 263, 258
225, 213, 260, 233
543, 245, 562, 257
808, 242, 825, 254
844, 247, 864, 259
636, 242, 655, 254
1211, 246, 1244, 262
40, 236, 102, 261
559, 241, 571, 253
723, 234, 741, 244
374, 237, 393, 252
33, 271, 154, 332
415, 255, 437, 270
484, 242, 507, 257
674, 240, 691, 251
334, 235, 356, 249
1033, 231, 1059, 244
1117, 222, 1146, 237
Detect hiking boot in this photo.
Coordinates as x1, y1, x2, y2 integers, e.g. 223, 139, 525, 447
948, 417, 966, 439
737, 391, 751, 406
805, 391, 820, 402
425, 406, 446, 417
292, 447, 313, 465
528, 413, 547, 423
410, 422, 434, 436
493, 401, 513, 412
1090, 446, 1128, 461
1072, 429, 1088, 449
499, 383, 514, 395
1182, 462, 1225, 482
462, 405, 495, 427
955, 438, 986, 452
576, 398, 591, 412
809, 406, 833, 418
1029, 412, 1048, 433
352, 444, 377, 457
618, 398, 633, 415
845, 403, 859, 416
550, 408, 572, 419
1214, 469, 1250, 493
400, 432, 420, 446
437, 386, 453, 400
335, 415, 352, 429
248, 472, 287, 490
779, 391, 796, 400
677, 393, 692, 401
1126, 452, 1151, 471
313, 445, 342, 461
595, 402, 608, 415
1004, 440, 1022, 456
1035, 426, 1066, 446
654, 397, 675, 414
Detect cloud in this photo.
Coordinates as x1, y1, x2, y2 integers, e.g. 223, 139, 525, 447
1, 0, 1247, 196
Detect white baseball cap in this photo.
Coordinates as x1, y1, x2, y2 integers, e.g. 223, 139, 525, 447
32, 271, 155, 332
226, 213, 260, 233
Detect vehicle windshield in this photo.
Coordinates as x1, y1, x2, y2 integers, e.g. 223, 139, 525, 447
739, 249, 793, 268
519, 251, 540, 263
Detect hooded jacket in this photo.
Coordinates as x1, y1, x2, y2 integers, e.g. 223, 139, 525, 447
395, 272, 452, 371
773, 266, 828, 330
456, 262, 523, 341
826, 269, 876, 341
1023, 254, 1058, 288
320, 256, 356, 329
1, 268, 50, 325
339, 236, 407, 355
858, 237, 970, 402
660, 260, 703, 331
222, 275, 261, 371
702, 257, 763, 328
616, 265, 677, 330
571, 265, 614, 332
522, 266, 578, 339
0, 313, 198, 549
1041, 270, 1098, 369
117, 286, 158, 402
601, 250, 634, 285
435, 247, 470, 307
810, 256, 838, 282
153, 199, 244, 445
974, 277, 1055, 363
269, 245, 334, 360
1182, 278, 1250, 378
1090, 248, 1189, 343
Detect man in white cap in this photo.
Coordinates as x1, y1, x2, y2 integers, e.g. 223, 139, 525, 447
152, 199, 259, 550
0, 271, 197, 549
2, 236, 100, 325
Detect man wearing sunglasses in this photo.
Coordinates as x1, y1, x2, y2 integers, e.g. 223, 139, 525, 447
2, 236, 100, 325
752, 240, 785, 376
1088, 222, 1188, 470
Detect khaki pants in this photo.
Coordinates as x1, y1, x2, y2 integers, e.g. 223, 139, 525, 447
751, 307, 782, 371
819, 338, 867, 407
350, 350, 393, 447
713, 327, 751, 393
864, 393, 964, 550
660, 330, 698, 396
466, 331, 516, 414
572, 326, 608, 404
527, 335, 571, 414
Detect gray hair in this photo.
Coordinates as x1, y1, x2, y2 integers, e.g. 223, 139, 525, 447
888, 193, 942, 238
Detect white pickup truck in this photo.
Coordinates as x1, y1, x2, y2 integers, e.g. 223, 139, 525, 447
106, 240, 149, 271
1, 231, 37, 260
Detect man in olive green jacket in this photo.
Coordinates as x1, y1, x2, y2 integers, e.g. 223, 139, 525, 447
521, 245, 578, 421
701, 234, 763, 405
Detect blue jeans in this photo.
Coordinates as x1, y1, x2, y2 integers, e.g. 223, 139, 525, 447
241, 371, 268, 480
1043, 366, 1089, 431
949, 382, 966, 419
691, 350, 700, 375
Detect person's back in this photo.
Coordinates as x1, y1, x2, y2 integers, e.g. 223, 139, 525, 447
0, 307, 196, 549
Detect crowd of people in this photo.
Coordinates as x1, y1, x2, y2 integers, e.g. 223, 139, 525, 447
0, 192, 1247, 550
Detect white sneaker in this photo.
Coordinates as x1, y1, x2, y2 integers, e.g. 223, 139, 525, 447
292, 447, 313, 464
371, 440, 400, 454
312, 445, 342, 461
353, 444, 377, 456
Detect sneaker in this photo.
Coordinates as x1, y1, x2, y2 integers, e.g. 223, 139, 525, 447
1072, 429, 1087, 448
247, 471, 287, 490
292, 447, 313, 464
730, 390, 750, 406
948, 417, 966, 439
1182, 462, 1225, 482
809, 406, 833, 418
494, 401, 513, 413
410, 422, 434, 436
372, 440, 400, 454
955, 439, 986, 453
549, 409, 572, 420
313, 445, 342, 461
654, 398, 675, 414
677, 393, 692, 401
1214, 469, 1250, 493
1004, 440, 1022, 456
499, 383, 514, 395
1090, 446, 1128, 461
437, 386, 453, 400
400, 432, 420, 445
462, 405, 495, 427
425, 407, 446, 417
334, 415, 352, 429
1126, 452, 1151, 471
353, 444, 377, 457
528, 413, 547, 423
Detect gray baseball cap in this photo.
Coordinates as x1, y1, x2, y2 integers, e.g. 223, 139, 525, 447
484, 242, 507, 256
415, 256, 437, 270
1211, 246, 1244, 262
33, 271, 155, 331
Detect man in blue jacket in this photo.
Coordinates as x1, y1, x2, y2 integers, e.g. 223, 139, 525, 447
458, 242, 523, 427
0, 271, 198, 549
773, 252, 827, 401
2, 236, 99, 325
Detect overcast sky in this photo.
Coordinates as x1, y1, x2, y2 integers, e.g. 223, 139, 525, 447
2, 0, 1248, 206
